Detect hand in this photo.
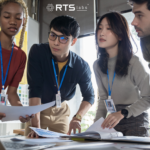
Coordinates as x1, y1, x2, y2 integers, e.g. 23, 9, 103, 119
28, 130, 39, 138
101, 111, 124, 129
0, 113, 6, 120
67, 118, 81, 135
19, 114, 35, 123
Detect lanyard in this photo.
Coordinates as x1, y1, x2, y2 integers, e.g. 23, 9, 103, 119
107, 70, 116, 97
52, 59, 68, 91
0, 42, 14, 90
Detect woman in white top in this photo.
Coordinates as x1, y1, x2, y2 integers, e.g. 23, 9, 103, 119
93, 12, 150, 136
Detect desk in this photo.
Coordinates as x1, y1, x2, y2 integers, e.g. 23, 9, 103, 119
0, 136, 149, 150
47, 141, 116, 150
45, 141, 149, 150
13, 129, 25, 136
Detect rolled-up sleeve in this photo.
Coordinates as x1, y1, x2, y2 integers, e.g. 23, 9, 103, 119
78, 62, 95, 105
27, 44, 43, 98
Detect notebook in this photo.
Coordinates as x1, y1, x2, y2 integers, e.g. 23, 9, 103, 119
61, 117, 150, 143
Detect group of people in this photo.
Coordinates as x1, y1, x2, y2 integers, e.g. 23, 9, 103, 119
0, 0, 150, 138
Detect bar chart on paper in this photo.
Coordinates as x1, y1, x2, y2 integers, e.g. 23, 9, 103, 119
7, 84, 29, 106
17, 84, 29, 106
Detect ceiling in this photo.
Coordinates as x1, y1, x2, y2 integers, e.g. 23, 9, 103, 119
97, 0, 131, 16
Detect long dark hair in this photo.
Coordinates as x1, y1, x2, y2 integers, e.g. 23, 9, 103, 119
95, 12, 133, 77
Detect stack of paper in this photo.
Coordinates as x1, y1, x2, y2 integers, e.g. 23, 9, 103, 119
29, 127, 66, 138
11, 127, 72, 143
11, 137, 71, 143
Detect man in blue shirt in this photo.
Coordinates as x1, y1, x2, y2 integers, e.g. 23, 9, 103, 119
25, 15, 95, 137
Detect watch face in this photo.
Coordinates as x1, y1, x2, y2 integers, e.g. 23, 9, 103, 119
76, 114, 82, 119
122, 109, 127, 114
121, 109, 128, 118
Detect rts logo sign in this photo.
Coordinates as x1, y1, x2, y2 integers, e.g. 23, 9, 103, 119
46, 4, 55, 11
56, 4, 75, 11
46, 4, 88, 12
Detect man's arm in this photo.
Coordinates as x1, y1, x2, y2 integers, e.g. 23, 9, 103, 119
27, 44, 43, 138
27, 98, 41, 138
76, 101, 92, 117
29, 97, 41, 128
68, 101, 91, 135
68, 63, 94, 135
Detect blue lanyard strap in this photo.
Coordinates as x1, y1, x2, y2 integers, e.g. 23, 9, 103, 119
0, 42, 14, 90
52, 59, 68, 91
107, 70, 116, 96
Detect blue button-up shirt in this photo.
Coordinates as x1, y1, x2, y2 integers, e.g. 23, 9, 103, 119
27, 43, 95, 105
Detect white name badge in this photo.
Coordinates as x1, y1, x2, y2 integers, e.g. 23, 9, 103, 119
56, 92, 61, 108
0, 90, 7, 105
104, 98, 116, 113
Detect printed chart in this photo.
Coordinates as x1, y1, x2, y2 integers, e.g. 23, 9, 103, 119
17, 84, 29, 106
7, 84, 29, 106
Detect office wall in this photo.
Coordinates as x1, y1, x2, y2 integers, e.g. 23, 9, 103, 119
27, 17, 40, 54
97, 0, 131, 17
39, 0, 96, 43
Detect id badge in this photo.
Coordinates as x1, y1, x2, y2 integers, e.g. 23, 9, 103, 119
0, 90, 7, 105
104, 97, 116, 114
56, 91, 61, 108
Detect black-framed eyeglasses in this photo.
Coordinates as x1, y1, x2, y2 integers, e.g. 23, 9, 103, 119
48, 31, 69, 44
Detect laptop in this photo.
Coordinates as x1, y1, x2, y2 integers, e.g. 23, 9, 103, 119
0, 139, 55, 150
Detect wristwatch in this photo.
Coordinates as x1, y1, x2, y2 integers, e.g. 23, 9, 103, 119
121, 109, 128, 119
73, 114, 82, 121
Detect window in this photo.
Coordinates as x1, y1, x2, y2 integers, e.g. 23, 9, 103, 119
75, 36, 97, 132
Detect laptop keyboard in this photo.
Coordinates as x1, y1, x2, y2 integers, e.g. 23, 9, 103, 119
3, 142, 35, 149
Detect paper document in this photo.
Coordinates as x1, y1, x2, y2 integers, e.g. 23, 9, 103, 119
30, 127, 66, 138
0, 101, 55, 122
61, 117, 123, 140
86, 117, 116, 133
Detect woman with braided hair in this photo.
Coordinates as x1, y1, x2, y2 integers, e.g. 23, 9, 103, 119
0, 0, 34, 122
